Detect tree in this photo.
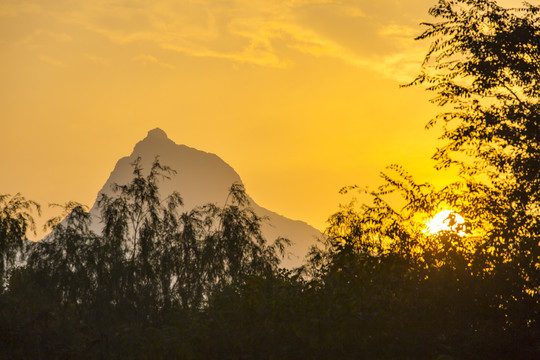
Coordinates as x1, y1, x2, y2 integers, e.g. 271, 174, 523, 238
3, 157, 293, 358
310, 1, 540, 358
408, 0, 540, 335
0, 193, 39, 287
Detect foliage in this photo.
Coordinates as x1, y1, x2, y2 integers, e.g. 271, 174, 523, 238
2, 1, 540, 359
304, 0, 540, 358
1, 157, 292, 359
0, 193, 39, 287
408, 0, 540, 336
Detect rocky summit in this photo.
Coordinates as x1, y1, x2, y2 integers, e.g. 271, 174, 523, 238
86, 128, 323, 268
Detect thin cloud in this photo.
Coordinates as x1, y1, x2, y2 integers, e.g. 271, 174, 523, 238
380, 24, 419, 38
39, 55, 66, 68
84, 53, 110, 66
133, 54, 175, 69
161, 43, 288, 68
0, 2, 41, 17
20, 29, 72, 46
9, 0, 433, 80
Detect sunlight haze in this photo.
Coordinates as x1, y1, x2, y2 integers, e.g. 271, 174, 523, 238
0, 0, 523, 233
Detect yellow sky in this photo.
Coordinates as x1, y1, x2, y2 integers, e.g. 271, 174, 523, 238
0, 0, 523, 234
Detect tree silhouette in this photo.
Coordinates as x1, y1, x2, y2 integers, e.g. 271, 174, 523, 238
0, 193, 39, 287
312, 0, 540, 358
2, 1, 540, 359
1, 157, 293, 358
408, 0, 540, 337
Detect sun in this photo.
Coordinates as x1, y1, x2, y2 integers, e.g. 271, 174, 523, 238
426, 210, 466, 236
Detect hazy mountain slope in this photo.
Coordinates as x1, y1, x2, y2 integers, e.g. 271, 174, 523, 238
88, 128, 322, 268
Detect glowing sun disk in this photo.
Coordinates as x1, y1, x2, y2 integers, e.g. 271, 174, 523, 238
426, 210, 466, 235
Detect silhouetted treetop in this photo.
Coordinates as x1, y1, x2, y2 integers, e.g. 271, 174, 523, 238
0, 193, 40, 286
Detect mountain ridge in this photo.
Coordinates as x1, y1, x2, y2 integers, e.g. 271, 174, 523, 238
87, 128, 322, 268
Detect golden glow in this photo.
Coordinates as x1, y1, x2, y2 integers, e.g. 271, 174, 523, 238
4, 1, 524, 236
426, 210, 466, 236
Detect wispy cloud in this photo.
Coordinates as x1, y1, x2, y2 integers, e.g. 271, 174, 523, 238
0, 2, 40, 17
39, 55, 66, 68
133, 54, 175, 69
380, 24, 418, 39
20, 29, 72, 46
84, 53, 110, 66
5, 0, 433, 80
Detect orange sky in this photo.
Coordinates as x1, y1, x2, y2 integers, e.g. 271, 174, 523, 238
0, 0, 522, 234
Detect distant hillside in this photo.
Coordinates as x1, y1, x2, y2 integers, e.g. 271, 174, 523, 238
86, 128, 322, 268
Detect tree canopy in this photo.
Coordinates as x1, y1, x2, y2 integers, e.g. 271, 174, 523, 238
1, 1, 539, 359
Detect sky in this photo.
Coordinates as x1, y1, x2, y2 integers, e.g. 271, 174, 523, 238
0, 0, 523, 235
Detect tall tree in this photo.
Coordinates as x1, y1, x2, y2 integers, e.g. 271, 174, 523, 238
407, 0, 540, 332
312, 1, 540, 357
0, 193, 39, 287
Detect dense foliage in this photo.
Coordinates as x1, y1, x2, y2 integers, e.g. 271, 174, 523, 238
1, 158, 289, 359
1, 1, 539, 359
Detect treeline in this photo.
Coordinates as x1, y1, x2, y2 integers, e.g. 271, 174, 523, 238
2, 0, 540, 359
1, 159, 537, 360
0, 159, 291, 359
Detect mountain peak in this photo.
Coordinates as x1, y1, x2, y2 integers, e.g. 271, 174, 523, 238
89, 128, 322, 268
146, 128, 168, 140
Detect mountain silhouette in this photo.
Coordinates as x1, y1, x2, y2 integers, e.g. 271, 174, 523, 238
86, 128, 322, 268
